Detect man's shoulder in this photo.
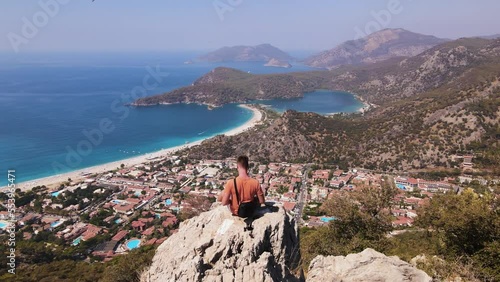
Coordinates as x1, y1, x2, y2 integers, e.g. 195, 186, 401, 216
234, 176, 259, 186
225, 178, 236, 188
249, 178, 260, 186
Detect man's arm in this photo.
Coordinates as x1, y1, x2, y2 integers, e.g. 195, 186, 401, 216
220, 182, 231, 206
256, 183, 265, 205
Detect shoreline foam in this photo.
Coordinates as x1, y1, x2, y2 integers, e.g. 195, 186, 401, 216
5, 104, 262, 192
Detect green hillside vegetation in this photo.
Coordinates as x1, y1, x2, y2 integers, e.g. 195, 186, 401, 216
134, 67, 330, 107
300, 187, 499, 281
0, 244, 155, 282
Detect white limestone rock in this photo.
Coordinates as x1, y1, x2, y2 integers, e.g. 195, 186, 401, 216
307, 248, 432, 282
141, 204, 301, 282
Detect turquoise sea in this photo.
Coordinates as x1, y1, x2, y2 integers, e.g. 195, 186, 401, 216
250, 89, 363, 115
0, 52, 361, 185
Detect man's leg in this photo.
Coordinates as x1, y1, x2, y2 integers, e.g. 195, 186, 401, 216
243, 198, 260, 231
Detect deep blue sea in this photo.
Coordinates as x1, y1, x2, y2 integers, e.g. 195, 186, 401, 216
0, 52, 361, 185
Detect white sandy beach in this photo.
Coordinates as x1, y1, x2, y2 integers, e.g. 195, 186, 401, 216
7, 104, 262, 192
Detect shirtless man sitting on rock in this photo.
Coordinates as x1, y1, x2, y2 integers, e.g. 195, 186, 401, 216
218, 156, 265, 220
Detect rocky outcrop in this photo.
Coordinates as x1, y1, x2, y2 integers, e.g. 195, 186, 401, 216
142, 203, 435, 282
141, 204, 301, 282
307, 248, 432, 282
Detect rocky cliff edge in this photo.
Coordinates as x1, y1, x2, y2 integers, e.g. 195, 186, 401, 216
141, 204, 431, 282
141, 204, 301, 282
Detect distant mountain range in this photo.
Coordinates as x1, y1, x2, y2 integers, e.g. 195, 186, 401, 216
478, 34, 500, 39
192, 29, 499, 70
196, 43, 293, 63
304, 28, 448, 69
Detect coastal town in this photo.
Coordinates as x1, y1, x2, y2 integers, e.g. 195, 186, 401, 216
1, 151, 497, 262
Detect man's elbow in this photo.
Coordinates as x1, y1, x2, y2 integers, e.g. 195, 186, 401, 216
220, 194, 229, 205
258, 195, 265, 204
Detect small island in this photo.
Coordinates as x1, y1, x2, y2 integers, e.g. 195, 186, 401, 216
264, 58, 292, 68
195, 43, 293, 63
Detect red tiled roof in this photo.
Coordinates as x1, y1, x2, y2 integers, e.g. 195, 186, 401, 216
393, 216, 414, 226
283, 201, 296, 211
142, 211, 154, 217
114, 204, 135, 213
111, 230, 128, 241
162, 217, 178, 228
408, 178, 418, 185
131, 221, 146, 228
139, 217, 154, 223
81, 224, 102, 241
159, 212, 176, 218
155, 237, 168, 244
145, 238, 157, 245
142, 226, 155, 236
125, 198, 141, 204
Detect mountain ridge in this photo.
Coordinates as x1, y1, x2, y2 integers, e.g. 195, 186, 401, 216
304, 28, 448, 69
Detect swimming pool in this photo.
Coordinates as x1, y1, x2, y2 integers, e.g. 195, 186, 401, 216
0, 222, 8, 229
320, 216, 336, 223
50, 220, 63, 228
115, 218, 123, 224
126, 239, 141, 250
396, 184, 407, 190
72, 236, 82, 246
165, 199, 172, 206
51, 191, 61, 197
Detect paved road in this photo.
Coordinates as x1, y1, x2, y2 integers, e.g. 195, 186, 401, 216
294, 166, 309, 225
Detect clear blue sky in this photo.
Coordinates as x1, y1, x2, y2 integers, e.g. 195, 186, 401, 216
1, 0, 499, 53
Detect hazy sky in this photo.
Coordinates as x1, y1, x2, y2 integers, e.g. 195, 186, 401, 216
1, 0, 499, 53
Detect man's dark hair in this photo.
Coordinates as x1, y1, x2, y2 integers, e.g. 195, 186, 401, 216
237, 156, 249, 170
